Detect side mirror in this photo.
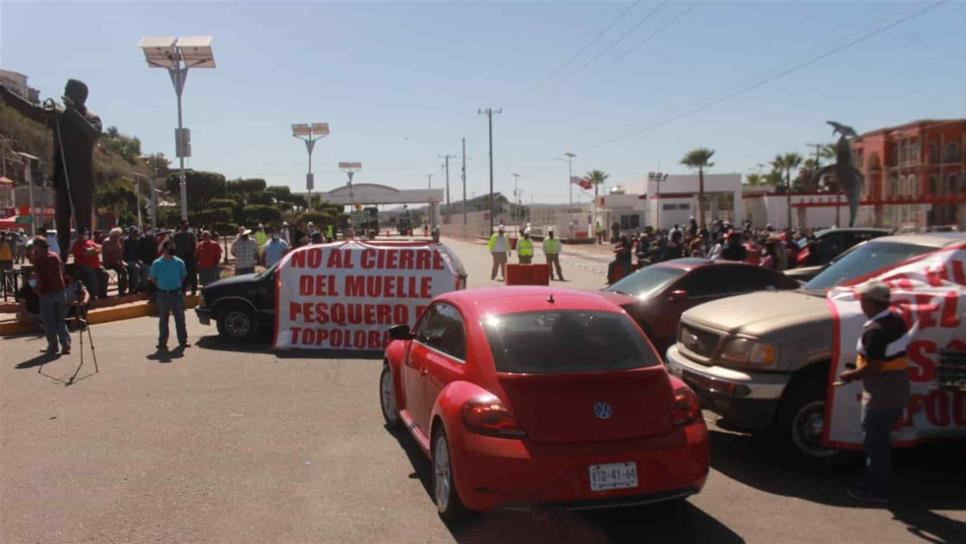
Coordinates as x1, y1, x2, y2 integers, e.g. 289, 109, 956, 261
669, 289, 688, 301
388, 324, 412, 341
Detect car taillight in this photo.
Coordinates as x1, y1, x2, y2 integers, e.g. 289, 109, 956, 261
672, 386, 701, 427
460, 398, 526, 439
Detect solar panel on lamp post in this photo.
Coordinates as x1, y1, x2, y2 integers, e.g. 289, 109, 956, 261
138, 36, 215, 222
293, 123, 330, 202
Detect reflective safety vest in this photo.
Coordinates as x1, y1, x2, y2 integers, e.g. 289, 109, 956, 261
488, 234, 508, 253
543, 238, 561, 255
517, 238, 534, 257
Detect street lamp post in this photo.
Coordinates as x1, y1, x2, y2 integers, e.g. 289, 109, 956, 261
339, 161, 362, 227
293, 123, 330, 201
563, 152, 576, 238
138, 36, 216, 222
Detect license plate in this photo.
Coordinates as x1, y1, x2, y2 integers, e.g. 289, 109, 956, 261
589, 462, 638, 492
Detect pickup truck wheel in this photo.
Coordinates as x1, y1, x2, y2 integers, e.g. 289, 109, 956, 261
216, 304, 256, 341
780, 384, 842, 461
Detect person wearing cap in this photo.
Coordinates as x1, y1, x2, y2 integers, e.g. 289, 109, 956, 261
101, 227, 128, 295
231, 227, 259, 275
31, 236, 71, 355
517, 230, 534, 264
149, 239, 189, 352
280, 221, 292, 245
487, 225, 510, 281
174, 220, 198, 295
542, 228, 564, 281
839, 281, 910, 503
196, 230, 223, 286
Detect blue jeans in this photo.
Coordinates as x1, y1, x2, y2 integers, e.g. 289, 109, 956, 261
156, 289, 187, 347
862, 405, 903, 496
39, 289, 70, 351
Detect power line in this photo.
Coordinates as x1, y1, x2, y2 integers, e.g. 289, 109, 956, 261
582, 1, 701, 82
531, 0, 643, 92
550, 0, 670, 90
583, 0, 951, 153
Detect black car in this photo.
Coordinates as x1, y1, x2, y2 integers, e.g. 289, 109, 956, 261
784, 227, 892, 282
196, 266, 277, 341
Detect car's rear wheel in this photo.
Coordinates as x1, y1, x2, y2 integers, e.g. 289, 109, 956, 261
379, 364, 402, 430
432, 428, 468, 523
216, 303, 256, 341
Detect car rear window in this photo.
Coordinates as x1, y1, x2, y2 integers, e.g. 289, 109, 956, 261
482, 310, 659, 374
606, 265, 684, 298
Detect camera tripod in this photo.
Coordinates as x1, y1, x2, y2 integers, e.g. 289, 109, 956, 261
39, 304, 99, 387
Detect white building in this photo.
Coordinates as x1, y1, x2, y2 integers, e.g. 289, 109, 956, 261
598, 172, 744, 231
0, 69, 40, 104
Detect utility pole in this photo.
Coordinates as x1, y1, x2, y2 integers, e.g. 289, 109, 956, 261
439, 154, 455, 222
512, 173, 521, 224
479, 108, 501, 234
427, 173, 434, 228
563, 152, 577, 238
460, 138, 466, 230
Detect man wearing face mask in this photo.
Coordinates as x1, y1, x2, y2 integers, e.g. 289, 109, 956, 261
262, 227, 289, 268
149, 240, 188, 352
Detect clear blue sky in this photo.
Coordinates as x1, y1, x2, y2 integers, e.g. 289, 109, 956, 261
2, 1, 964, 204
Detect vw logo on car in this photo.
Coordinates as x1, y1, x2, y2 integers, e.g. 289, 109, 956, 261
593, 401, 613, 420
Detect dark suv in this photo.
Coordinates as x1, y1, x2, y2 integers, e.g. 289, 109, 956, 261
196, 266, 277, 341
785, 227, 891, 282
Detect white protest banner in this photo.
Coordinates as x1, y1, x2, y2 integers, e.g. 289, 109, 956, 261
824, 244, 966, 449
273, 241, 461, 350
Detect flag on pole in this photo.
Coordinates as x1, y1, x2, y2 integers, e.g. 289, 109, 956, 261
571, 176, 592, 190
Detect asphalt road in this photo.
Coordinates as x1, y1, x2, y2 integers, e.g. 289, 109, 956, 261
1, 237, 964, 543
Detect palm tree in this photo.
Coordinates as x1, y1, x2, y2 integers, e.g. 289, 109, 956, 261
771, 152, 803, 227
680, 148, 715, 227
584, 170, 609, 198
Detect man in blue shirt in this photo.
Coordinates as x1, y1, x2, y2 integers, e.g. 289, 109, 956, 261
149, 240, 189, 351
262, 227, 290, 268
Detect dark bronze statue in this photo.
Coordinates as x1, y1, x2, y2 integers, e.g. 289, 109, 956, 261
0, 79, 102, 259
810, 121, 864, 227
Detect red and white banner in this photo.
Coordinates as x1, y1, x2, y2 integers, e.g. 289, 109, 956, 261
273, 241, 462, 350
824, 244, 966, 449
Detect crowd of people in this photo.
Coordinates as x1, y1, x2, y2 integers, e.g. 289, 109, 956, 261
607, 217, 821, 283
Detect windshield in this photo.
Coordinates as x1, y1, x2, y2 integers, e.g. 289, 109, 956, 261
606, 265, 684, 298
255, 263, 278, 279
803, 241, 933, 290
482, 311, 659, 374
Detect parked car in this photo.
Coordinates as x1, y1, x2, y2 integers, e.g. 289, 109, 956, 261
380, 287, 709, 520
785, 227, 892, 282
601, 259, 799, 355
195, 264, 277, 340
665, 232, 966, 460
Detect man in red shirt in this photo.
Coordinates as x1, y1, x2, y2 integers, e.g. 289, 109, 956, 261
71, 229, 107, 298
33, 236, 71, 355
196, 230, 223, 287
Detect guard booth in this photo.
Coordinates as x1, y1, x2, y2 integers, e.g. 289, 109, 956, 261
319, 183, 444, 236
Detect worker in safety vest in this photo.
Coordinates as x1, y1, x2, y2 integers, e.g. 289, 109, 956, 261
517, 230, 534, 264
542, 228, 564, 281
487, 225, 510, 281
838, 281, 910, 504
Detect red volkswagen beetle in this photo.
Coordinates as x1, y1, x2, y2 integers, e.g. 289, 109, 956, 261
380, 287, 709, 520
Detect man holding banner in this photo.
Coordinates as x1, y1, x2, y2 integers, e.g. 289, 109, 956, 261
839, 282, 910, 503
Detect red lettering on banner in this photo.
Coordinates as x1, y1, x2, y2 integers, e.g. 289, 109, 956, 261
370, 330, 383, 348
290, 327, 302, 344
316, 275, 338, 296
345, 275, 365, 297
416, 251, 430, 271
382, 330, 392, 347
327, 250, 343, 268
290, 251, 305, 268
926, 390, 951, 427
907, 341, 938, 383
299, 275, 313, 296
360, 249, 374, 269
308, 248, 323, 269
940, 291, 961, 328
399, 250, 414, 270
432, 249, 445, 270
386, 249, 399, 269
377, 304, 391, 323
952, 259, 966, 286
925, 264, 945, 287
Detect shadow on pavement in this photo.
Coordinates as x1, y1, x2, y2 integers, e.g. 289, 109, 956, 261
195, 335, 383, 360
385, 426, 744, 544
709, 429, 966, 543
15, 352, 60, 369
146, 347, 185, 363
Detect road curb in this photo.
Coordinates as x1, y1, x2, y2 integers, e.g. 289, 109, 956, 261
0, 294, 200, 337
